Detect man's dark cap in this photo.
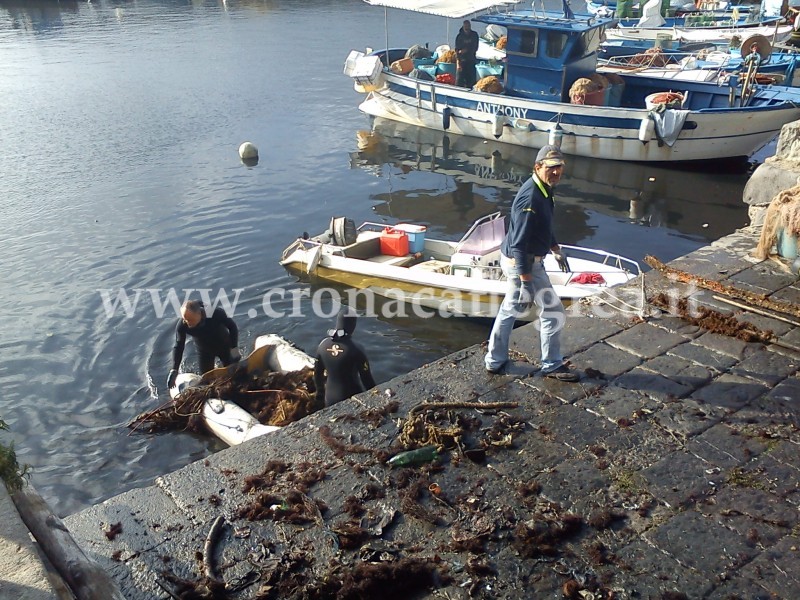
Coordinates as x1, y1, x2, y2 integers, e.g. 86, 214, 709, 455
536, 145, 565, 167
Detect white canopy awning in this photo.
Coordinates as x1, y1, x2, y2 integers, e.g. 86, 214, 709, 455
363, 0, 518, 19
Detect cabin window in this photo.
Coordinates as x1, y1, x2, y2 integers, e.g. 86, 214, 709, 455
544, 31, 568, 59
512, 29, 538, 56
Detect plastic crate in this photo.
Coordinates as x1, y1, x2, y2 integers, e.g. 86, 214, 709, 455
344, 51, 383, 86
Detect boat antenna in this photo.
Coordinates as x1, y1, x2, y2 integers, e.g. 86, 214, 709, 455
562, 0, 575, 19
384, 7, 389, 73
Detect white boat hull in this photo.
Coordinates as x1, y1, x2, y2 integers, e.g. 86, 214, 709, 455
605, 24, 793, 43
202, 397, 280, 447
358, 78, 800, 162
169, 335, 313, 447
280, 215, 641, 319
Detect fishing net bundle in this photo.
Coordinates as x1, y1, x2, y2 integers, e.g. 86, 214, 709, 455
474, 75, 503, 93
568, 78, 597, 97
129, 368, 319, 435
436, 49, 457, 64
755, 184, 800, 259
603, 72, 625, 86
628, 47, 668, 67
568, 78, 600, 104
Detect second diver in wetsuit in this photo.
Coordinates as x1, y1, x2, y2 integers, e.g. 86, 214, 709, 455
314, 308, 376, 407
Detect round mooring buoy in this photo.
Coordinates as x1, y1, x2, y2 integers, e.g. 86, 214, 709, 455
238, 142, 258, 160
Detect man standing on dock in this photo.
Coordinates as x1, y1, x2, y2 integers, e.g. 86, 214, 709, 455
455, 20, 479, 89
484, 145, 580, 382
167, 300, 241, 389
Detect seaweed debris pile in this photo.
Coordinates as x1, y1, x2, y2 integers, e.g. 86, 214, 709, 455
128, 368, 319, 435
138, 395, 656, 600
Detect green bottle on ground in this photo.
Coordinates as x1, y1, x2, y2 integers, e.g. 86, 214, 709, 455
387, 445, 439, 467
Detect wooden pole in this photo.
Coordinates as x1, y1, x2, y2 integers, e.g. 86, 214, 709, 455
11, 484, 126, 600
712, 295, 800, 328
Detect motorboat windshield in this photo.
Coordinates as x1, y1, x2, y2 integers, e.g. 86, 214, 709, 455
455, 212, 506, 255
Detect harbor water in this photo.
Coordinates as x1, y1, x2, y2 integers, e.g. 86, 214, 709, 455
0, 0, 755, 516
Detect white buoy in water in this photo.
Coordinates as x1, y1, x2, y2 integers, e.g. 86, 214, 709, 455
238, 141, 258, 160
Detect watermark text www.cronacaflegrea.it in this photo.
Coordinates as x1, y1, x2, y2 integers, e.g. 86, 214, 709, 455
96, 284, 701, 323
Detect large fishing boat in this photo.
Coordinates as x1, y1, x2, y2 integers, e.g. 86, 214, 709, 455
344, 0, 800, 162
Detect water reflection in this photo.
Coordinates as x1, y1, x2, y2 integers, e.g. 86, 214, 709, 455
0, 0, 79, 31
350, 118, 751, 265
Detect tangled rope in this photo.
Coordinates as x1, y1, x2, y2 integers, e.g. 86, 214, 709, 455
397, 401, 519, 448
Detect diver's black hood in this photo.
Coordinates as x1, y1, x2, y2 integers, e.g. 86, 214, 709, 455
330, 308, 357, 337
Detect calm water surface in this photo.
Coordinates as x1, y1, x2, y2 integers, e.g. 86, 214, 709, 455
0, 0, 755, 516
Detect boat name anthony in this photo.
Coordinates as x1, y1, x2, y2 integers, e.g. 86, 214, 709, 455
476, 102, 530, 119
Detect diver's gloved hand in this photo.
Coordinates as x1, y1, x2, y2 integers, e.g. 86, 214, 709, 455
516, 280, 534, 311
553, 250, 571, 273
230, 348, 242, 363
167, 369, 178, 389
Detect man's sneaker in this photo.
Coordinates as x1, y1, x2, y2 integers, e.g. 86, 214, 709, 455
542, 365, 580, 382
487, 361, 536, 377
486, 360, 510, 375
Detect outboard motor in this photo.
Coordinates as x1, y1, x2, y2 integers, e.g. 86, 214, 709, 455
330, 217, 357, 246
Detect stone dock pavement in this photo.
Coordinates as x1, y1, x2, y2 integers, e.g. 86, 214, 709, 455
60, 226, 799, 600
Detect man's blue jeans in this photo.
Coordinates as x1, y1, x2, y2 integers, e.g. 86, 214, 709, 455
485, 253, 566, 373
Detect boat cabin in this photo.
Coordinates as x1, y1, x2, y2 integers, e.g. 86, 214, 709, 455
475, 11, 612, 102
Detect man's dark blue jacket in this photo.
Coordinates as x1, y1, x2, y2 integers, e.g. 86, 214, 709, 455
501, 173, 557, 273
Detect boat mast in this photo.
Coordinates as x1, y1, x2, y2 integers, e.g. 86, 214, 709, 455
384, 7, 389, 71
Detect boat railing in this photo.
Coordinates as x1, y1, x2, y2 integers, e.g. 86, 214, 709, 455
601, 51, 735, 71
356, 221, 392, 234
280, 237, 327, 262
560, 244, 642, 276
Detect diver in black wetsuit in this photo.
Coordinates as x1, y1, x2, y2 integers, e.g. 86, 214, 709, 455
314, 308, 376, 408
167, 300, 240, 388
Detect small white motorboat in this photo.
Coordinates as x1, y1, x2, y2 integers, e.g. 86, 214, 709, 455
169, 334, 314, 447
280, 213, 641, 319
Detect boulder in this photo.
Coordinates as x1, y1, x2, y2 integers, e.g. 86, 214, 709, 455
744, 120, 800, 226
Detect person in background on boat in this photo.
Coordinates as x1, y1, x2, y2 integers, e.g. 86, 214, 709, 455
786, 5, 800, 47
314, 308, 376, 407
455, 20, 479, 89
167, 300, 240, 388
484, 145, 580, 383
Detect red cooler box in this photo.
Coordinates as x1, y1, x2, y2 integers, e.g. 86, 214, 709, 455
380, 228, 409, 256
